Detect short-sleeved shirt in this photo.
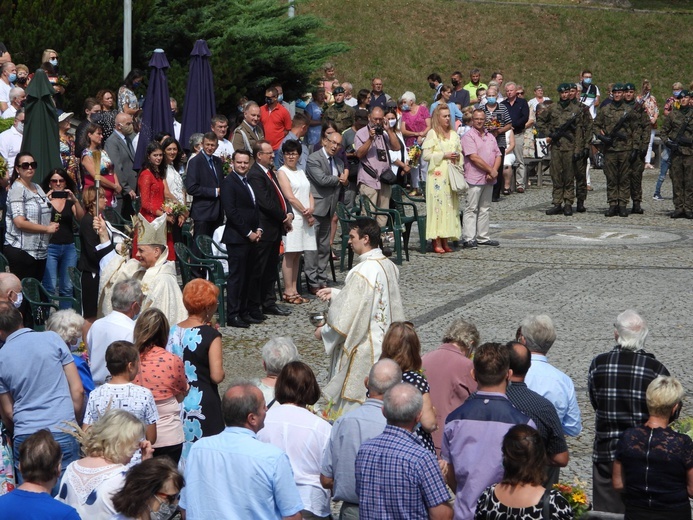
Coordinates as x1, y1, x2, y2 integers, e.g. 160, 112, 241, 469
588, 346, 669, 463
461, 127, 501, 185
356, 425, 450, 519
180, 426, 304, 519
0, 489, 81, 520
354, 125, 392, 190
475, 486, 574, 520
0, 329, 76, 436
481, 104, 512, 148
83, 382, 158, 426
305, 101, 323, 146
5, 181, 52, 259
134, 346, 187, 401
260, 104, 292, 150
117, 85, 138, 113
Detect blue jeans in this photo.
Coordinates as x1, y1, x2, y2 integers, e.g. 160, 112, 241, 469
14, 431, 79, 496
42, 243, 77, 309
654, 147, 670, 196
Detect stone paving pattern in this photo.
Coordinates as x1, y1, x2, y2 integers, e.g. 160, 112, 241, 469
217, 168, 692, 499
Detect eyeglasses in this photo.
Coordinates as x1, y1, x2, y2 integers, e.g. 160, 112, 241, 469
50, 178, 65, 184
19, 161, 38, 170
324, 138, 341, 146
284, 152, 299, 157
155, 492, 180, 504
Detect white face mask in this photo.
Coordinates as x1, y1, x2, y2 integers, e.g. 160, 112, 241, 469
11, 291, 22, 308
16, 122, 24, 134
388, 119, 397, 128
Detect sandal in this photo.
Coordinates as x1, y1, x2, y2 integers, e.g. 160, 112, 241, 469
283, 293, 309, 304
502, 189, 511, 195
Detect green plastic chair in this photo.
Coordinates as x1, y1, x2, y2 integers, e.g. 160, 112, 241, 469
391, 185, 427, 254
335, 203, 356, 272
360, 196, 406, 265
21, 277, 80, 331
0, 252, 9, 272
174, 242, 227, 327
67, 267, 83, 314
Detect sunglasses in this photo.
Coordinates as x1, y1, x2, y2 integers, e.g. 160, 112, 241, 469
19, 161, 38, 170
156, 492, 180, 504
50, 178, 66, 184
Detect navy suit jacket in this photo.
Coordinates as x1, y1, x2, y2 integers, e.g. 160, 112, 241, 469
246, 163, 292, 243
220, 171, 260, 245
185, 152, 223, 222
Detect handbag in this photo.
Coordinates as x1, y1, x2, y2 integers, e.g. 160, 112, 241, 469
362, 162, 397, 185
448, 161, 468, 193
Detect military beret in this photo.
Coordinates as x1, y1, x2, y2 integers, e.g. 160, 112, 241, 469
569, 83, 578, 90
332, 86, 345, 95
624, 83, 636, 91
557, 83, 570, 92
612, 83, 625, 92
682, 90, 691, 98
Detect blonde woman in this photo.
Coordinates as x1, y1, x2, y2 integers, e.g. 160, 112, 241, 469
422, 105, 462, 253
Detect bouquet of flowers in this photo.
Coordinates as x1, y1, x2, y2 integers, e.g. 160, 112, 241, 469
220, 154, 233, 176
554, 480, 590, 519
310, 398, 345, 425
408, 143, 423, 167
162, 200, 188, 217
57, 75, 70, 88
0, 156, 6, 179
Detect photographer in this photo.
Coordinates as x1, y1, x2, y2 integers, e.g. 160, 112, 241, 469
355, 107, 401, 226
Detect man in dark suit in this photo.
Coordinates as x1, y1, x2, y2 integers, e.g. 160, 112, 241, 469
184, 132, 225, 261
246, 140, 293, 319
104, 112, 138, 219
304, 132, 349, 293
220, 149, 262, 328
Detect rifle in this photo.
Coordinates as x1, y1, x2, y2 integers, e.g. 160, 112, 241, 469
596, 99, 644, 148
666, 112, 693, 155
548, 108, 583, 144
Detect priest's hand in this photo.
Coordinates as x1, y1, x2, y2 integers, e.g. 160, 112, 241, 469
316, 288, 332, 301
314, 326, 323, 340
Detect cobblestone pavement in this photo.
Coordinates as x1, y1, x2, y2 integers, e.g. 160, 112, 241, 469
218, 168, 692, 499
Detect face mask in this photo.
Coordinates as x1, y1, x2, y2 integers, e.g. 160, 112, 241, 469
49, 59, 58, 67
277, 94, 284, 103
132, 81, 141, 89
8, 73, 17, 83
11, 291, 22, 308
401, 104, 410, 112
265, 97, 273, 105
149, 499, 177, 520
16, 122, 24, 134
388, 119, 397, 128
451, 79, 460, 87
486, 97, 497, 105
429, 82, 436, 90
674, 90, 682, 97
583, 78, 592, 85
120, 124, 134, 136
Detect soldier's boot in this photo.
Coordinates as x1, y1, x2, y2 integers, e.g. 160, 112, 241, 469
576, 200, 586, 213
671, 208, 686, 219
546, 204, 563, 216
631, 201, 644, 214
618, 205, 628, 217
563, 204, 573, 216
605, 205, 618, 217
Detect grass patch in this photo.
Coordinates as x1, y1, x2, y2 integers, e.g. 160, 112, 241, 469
303, 0, 693, 108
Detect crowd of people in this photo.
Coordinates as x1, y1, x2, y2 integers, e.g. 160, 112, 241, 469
0, 43, 691, 519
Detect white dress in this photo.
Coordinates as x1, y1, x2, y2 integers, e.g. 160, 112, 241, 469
279, 165, 317, 252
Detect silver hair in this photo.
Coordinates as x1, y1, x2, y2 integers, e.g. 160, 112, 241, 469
45, 309, 84, 346
189, 133, 204, 150
341, 82, 353, 91
614, 309, 648, 350
401, 91, 416, 104
261, 337, 299, 375
368, 359, 402, 396
222, 379, 263, 427
9, 87, 24, 102
519, 315, 556, 354
243, 101, 259, 113
442, 318, 480, 355
111, 278, 143, 312
504, 81, 517, 90
383, 383, 423, 425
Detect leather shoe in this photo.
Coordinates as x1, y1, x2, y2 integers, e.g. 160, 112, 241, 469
546, 204, 562, 215
563, 205, 573, 216
241, 313, 264, 324
228, 316, 249, 328
576, 201, 586, 213
263, 305, 291, 316
605, 206, 618, 217
631, 202, 644, 214
671, 209, 686, 219
618, 206, 628, 217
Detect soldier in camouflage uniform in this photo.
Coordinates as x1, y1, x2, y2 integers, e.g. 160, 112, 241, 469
537, 83, 588, 216
661, 90, 693, 218
323, 86, 355, 133
623, 83, 651, 214
573, 84, 593, 212
594, 84, 631, 217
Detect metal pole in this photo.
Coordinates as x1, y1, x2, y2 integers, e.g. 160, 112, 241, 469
124, 0, 132, 78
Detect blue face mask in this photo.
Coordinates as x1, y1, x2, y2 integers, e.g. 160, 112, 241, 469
132, 81, 141, 89
8, 73, 16, 83
277, 94, 284, 103
674, 90, 682, 97
49, 58, 58, 67
583, 78, 592, 85
401, 104, 411, 111
486, 97, 497, 105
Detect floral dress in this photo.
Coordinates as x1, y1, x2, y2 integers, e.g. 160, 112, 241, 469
167, 324, 225, 463
474, 485, 574, 519
422, 129, 462, 240
59, 134, 80, 190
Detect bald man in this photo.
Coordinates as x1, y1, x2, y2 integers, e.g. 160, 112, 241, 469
104, 112, 138, 218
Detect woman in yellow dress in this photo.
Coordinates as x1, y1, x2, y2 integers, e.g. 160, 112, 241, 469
422, 105, 462, 253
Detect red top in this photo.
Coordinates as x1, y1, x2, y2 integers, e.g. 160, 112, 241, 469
260, 104, 292, 150
134, 346, 187, 401
134, 169, 175, 260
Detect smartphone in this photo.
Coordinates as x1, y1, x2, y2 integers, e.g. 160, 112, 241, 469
52, 191, 68, 199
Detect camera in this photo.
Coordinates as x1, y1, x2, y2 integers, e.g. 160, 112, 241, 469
52, 191, 68, 199
374, 125, 384, 136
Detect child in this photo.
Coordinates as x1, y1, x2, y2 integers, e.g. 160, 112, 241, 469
83, 341, 158, 447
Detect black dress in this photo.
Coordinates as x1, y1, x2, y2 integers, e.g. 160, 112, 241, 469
402, 370, 436, 453
77, 213, 106, 318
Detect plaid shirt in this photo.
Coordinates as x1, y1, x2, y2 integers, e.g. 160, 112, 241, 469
356, 425, 450, 519
588, 345, 669, 462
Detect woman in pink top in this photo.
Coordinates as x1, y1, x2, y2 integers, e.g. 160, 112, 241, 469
400, 91, 431, 195
134, 308, 188, 464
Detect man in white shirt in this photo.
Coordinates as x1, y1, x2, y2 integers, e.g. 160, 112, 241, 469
170, 97, 181, 141
0, 108, 24, 168
211, 114, 234, 158
86, 278, 142, 386
1, 87, 24, 119
0, 62, 16, 113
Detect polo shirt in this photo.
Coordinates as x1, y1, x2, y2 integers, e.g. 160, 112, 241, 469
442, 391, 535, 520
463, 81, 488, 101
450, 88, 471, 109
0, 489, 80, 519
354, 125, 391, 190
502, 96, 530, 133
525, 353, 582, 437
180, 426, 303, 519
461, 127, 501, 185
321, 398, 387, 503
260, 103, 292, 150
356, 425, 450, 519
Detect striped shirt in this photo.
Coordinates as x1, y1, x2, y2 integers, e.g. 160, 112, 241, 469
5, 181, 52, 259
